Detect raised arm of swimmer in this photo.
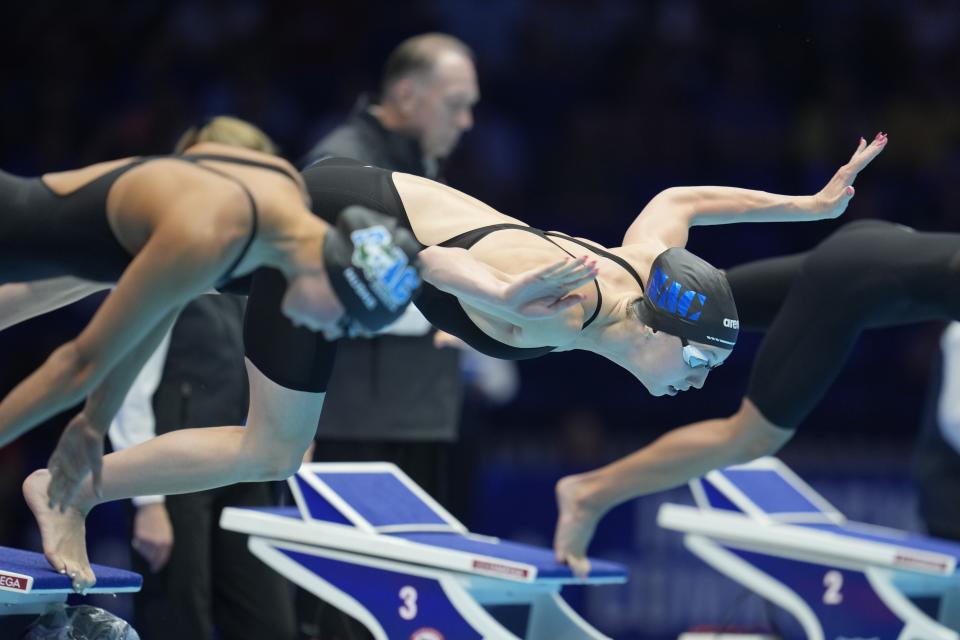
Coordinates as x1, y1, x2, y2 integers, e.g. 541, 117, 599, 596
624, 134, 887, 248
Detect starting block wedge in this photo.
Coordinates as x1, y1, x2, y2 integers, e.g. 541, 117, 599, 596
221, 462, 627, 639
658, 457, 960, 640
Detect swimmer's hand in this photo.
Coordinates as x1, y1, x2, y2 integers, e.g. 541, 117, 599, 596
502, 256, 599, 320
47, 412, 103, 512
420, 247, 597, 321
811, 132, 888, 219
554, 473, 602, 579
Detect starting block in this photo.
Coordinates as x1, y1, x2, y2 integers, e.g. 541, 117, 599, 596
0, 546, 141, 616
658, 457, 960, 640
220, 462, 626, 639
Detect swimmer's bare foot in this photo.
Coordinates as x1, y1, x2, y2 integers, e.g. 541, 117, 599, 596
23, 469, 96, 592
554, 473, 603, 578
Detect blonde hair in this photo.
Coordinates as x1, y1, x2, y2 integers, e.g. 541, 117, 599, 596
174, 116, 279, 155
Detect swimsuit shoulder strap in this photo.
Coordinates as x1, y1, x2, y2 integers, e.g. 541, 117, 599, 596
544, 231, 645, 292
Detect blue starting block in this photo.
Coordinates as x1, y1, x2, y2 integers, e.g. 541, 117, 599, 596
0, 546, 141, 616
220, 462, 626, 639
658, 457, 960, 640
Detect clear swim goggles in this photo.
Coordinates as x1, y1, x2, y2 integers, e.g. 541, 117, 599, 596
680, 337, 721, 370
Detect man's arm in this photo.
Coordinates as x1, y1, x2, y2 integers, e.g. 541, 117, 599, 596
554, 399, 794, 576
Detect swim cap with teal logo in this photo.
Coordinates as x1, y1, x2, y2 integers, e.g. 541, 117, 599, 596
636, 248, 738, 348
324, 206, 422, 332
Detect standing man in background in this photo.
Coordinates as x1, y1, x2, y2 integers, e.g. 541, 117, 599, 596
302, 32, 478, 513
299, 32, 478, 639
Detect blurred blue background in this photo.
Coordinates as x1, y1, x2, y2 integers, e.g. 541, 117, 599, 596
1, 1, 958, 637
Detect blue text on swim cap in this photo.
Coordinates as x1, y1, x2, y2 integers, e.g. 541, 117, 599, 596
647, 267, 707, 321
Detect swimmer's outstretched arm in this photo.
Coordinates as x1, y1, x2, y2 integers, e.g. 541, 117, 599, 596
419, 246, 599, 321
0, 221, 232, 450
623, 134, 887, 248
553, 399, 793, 577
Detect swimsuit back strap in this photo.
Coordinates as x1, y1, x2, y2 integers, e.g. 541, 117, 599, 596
182, 153, 301, 186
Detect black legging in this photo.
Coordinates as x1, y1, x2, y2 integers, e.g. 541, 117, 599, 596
726, 220, 960, 428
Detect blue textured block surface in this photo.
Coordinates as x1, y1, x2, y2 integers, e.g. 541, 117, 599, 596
314, 472, 449, 527
0, 546, 141, 593
721, 469, 825, 515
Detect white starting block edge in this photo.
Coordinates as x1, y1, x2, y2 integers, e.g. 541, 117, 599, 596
247, 537, 611, 640
221, 507, 625, 586
658, 503, 957, 577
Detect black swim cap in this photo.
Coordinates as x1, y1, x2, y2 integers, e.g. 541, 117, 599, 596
323, 206, 423, 332
636, 248, 739, 348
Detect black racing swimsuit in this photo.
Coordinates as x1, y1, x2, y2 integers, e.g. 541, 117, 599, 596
727, 219, 960, 429
242, 158, 647, 392
0, 153, 299, 287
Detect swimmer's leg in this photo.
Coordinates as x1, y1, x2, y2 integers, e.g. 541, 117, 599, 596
25, 358, 324, 591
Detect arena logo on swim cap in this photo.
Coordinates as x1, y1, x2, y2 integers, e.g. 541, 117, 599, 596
349, 225, 421, 311
647, 267, 707, 320
723, 318, 739, 329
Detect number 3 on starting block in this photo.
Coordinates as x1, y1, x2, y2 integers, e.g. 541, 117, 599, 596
399, 585, 418, 620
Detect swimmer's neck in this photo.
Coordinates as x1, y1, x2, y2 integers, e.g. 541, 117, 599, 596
555, 293, 630, 355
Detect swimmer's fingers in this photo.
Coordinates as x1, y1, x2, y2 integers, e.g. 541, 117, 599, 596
535, 256, 588, 280
505, 257, 596, 318
849, 136, 867, 160
47, 413, 103, 511
541, 258, 598, 289
845, 132, 887, 179
813, 132, 887, 219
47, 450, 82, 512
